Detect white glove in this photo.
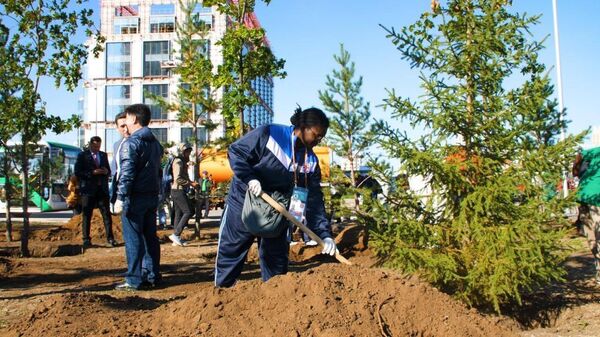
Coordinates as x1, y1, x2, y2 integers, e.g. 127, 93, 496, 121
321, 237, 337, 256
247, 179, 262, 197
112, 199, 124, 215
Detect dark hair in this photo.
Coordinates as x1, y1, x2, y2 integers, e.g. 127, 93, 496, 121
114, 111, 126, 123
89, 136, 102, 144
124, 103, 151, 127
290, 106, 329, 129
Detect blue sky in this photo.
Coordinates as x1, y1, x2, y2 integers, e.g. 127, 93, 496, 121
43, 0, 599, 147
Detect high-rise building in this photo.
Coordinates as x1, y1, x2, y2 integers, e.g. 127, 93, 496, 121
82, 0, 274, 154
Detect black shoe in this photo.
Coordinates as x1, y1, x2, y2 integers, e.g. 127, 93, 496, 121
115, 282, 138, 291
107, 239, 118, 247
82, 241, 92, 249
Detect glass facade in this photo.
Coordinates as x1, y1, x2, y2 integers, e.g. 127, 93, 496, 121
105, 85, 131, 122
106, 42, 131, 78
181, 127, 207, 145
143, 41, 170, 77
105, 128, 121, 154
150, 128, 168, 143
114, 17, 139, 34
143, 84, 169, 120
150, 4, 175, 33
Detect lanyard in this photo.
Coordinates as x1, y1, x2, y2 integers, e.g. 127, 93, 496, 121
291, 133, 308, 187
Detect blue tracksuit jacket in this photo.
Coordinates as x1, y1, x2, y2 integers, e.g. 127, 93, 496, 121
215, 124, 332, 286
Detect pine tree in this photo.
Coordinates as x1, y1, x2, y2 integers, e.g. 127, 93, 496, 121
319, 44, 371, 211
367, 0, 585, 312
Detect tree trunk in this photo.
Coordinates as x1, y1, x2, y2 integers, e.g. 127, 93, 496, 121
3, 156, 13, 242
192, 108, 201, 237
20, 141, 30, 257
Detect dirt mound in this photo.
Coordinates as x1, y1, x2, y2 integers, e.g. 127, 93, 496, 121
19, 263, 516, 337
29, 210, 123, 243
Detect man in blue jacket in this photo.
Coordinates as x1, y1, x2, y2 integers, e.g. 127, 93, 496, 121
112, 104, 163, 291
214, 107, 337, 287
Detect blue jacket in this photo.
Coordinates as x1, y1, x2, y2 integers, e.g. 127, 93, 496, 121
116, 127, 163, 201
227, 124, 332, 240
74, 149, 111, 196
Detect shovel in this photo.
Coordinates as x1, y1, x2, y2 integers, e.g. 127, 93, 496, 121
260, 192, 352, 265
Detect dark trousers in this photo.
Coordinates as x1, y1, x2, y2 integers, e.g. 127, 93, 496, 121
200, 194, 210, 218
81, 189, 114, 244
121, 195, 161, 287
172, 189, 193, 236
215, 204, 289, 287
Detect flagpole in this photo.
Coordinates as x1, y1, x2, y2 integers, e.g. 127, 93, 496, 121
552, 0, 568, 197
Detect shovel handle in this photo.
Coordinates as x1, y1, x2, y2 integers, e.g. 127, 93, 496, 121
260, 192, 352, 265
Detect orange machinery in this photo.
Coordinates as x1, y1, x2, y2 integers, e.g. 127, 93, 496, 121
198, 146, 332, 183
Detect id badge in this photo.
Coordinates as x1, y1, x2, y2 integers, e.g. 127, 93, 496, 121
288, 187, 308, 223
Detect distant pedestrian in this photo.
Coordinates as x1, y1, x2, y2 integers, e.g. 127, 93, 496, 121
169, 143, 197, 247
575, 146, 600, 284
199, 170, 212, 218
112, 103, 163, 291
74, 136, 117, 248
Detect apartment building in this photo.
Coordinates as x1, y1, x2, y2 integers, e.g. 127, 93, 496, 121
82, 0, 274, 153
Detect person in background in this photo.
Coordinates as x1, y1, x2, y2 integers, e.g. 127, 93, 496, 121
110, 112, 129, 205
112, 103, 163, 291
575, 146, 600, 284
199, 170, 212, 219
169, 143, 197, 247
214, 107, 337, 288
74, 136, 117, 248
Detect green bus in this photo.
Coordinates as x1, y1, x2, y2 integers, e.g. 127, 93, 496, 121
1, 140, 81, 212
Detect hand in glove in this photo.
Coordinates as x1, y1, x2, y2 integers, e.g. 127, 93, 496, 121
247, 179, 262, 197
111, 200, 124, 215
321, 237, 337, 256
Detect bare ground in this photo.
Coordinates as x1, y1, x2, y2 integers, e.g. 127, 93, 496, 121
0, 211, 598, 337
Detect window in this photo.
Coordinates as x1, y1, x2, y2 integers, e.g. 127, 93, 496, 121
105, 128, 120, 155
105, 85, 131, 122
114, 5, 139, 34
114, 17, 139, 34
151, 128, 168, 143
106, 42, 131, 78
193, 4, 213, 29
143, 84, 169, 120
143, 41, 170, 77
150, 4, 175, 33
181, 127, 207, 145
115, 5, 139, 16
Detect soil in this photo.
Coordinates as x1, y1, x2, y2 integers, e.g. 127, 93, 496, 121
0, 211, 599, 337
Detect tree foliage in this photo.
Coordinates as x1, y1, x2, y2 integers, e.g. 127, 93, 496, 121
367, 0, 585, 312
205, 0, 285, 139
319, 44, 371, 210
0, 0, 101, 256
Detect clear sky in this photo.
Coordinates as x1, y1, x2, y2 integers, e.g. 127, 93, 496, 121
42, 0, 599, 148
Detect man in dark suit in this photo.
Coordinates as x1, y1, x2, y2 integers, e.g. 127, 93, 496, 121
75, 136, 117, 248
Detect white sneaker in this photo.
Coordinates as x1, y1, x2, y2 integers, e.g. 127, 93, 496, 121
305, 240, 318, 247
169, 234, 187, 247
289, 241, 299, 246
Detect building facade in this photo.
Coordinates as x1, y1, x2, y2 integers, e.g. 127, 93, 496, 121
82, 0, 274, 154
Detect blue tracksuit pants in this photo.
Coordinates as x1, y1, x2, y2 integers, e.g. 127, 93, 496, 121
214, 203, 289, 287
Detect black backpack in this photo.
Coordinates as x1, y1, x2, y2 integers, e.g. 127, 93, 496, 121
159, 156, 175, 202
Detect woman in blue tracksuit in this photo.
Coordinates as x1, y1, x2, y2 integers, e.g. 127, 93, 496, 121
215, 107, 337, 287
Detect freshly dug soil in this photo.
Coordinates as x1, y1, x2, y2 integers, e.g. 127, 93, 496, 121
15, 263, 515, 337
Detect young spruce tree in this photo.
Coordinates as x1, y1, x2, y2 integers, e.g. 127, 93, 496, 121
319, 44, 371, 211
367, 0, 584, 312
